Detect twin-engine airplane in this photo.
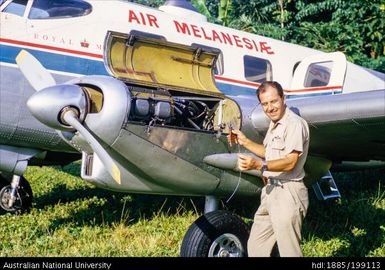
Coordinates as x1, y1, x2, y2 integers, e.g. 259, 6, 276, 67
1, 0, 384, 257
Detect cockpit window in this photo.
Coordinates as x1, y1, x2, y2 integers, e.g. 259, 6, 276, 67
2, 0, 28, 17
304, 62, 332, 87
29, 0, 92, 19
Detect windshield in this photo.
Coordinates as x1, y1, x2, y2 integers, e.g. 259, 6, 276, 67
29, 0, 92, 19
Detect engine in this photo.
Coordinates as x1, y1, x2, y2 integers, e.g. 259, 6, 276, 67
128, 86, 220, 131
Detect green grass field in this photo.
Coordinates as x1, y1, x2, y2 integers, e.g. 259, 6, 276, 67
0, 163, 383, 257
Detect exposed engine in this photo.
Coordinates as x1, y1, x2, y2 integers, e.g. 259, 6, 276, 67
128, 87, 220, 131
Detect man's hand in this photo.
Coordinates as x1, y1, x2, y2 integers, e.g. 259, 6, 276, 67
227, 129, 250, 147
237, 154, 262, 171
228, 130, 266, 159
227, 128, 238, 147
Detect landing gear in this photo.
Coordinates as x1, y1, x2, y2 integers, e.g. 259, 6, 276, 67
180, 210, 249, 257
0, 175, 33, 214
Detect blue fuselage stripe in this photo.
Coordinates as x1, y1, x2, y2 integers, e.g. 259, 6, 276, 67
0, 44, 108, 76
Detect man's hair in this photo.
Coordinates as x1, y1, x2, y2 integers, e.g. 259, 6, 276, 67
256, 81, 284, 102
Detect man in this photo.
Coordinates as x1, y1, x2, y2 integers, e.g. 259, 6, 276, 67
229, 81, 310, 257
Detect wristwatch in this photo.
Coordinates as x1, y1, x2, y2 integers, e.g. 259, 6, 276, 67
261, 159, 268, 172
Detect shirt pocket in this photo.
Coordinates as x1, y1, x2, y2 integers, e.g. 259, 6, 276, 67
272, 137, 285, 150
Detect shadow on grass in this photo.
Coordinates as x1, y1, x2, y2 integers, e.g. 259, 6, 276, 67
34, 162, 258, 227
31, 163, 208, 230
35, 185, 207, 225
303, 168, 385, 256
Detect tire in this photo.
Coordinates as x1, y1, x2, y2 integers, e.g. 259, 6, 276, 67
0, 176, 33, 214
180, 210, 249, 257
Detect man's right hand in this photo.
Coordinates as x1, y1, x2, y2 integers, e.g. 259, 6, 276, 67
228, 129, 249, 147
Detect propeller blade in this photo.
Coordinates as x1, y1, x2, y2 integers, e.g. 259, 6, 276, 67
63, 110, 121, 185
16, 49, 56, 91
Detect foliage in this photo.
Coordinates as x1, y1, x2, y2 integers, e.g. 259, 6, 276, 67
192, 0, 213, 20
290, 0, 385, 72
217, 0, 233, 26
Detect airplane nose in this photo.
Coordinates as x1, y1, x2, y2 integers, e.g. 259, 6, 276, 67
27, 84, 88, 131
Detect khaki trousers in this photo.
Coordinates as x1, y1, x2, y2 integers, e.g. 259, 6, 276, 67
247, 181, 309, 257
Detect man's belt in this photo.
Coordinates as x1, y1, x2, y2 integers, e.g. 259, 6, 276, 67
267, 177, 301, 186
264, 177, 302, 194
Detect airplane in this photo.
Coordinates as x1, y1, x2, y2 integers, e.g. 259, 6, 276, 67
1, 0, 384, 257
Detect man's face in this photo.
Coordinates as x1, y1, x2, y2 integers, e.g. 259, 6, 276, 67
259, 86, 286, 123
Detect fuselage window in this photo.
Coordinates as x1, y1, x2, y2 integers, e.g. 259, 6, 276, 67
29, 0, 92, 20
2, 0, 28, 17
304, 62, 333, 87
243, 55, 272, 83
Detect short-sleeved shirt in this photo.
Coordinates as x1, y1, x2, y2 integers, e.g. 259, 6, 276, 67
263, 108, 310, 181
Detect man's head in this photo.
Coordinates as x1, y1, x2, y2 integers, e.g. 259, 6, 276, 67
256, 81, 286, 123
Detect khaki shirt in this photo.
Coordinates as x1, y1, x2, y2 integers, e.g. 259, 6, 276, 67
263, 108, 310, 181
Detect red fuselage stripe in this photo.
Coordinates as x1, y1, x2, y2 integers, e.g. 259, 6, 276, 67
215, 75, 342, 92
0, 38, 103, 59
215, 75, 260, 87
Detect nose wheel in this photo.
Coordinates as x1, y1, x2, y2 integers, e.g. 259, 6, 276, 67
0, 176, 33, 214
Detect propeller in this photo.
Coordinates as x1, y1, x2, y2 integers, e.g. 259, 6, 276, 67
17, 50, 121, 184
16, 50, 56, 91
62, 109, 121, 184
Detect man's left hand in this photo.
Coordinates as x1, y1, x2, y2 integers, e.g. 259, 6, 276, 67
237, 154, 261, 171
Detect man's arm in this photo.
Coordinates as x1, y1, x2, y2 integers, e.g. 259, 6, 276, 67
229, 129, 266, 158
238, 151, 300, 172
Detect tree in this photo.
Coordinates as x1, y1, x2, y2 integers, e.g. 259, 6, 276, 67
290, 0, 385, 72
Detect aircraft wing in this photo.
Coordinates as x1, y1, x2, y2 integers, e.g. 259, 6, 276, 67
251, 89, 385, 164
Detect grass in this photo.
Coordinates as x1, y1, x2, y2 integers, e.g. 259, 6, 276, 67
302, 169, 385, 257
0, 163, 383, 257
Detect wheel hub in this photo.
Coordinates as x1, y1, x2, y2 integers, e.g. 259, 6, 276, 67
208, 233, 244, 257
0, 186, 20, 212
218, 249, 230, 257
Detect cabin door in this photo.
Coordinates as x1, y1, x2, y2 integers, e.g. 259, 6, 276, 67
288, 52, 347, 96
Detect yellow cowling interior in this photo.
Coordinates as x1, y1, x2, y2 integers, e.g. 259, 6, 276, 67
105, 33, 223, 98
104, 32, 241, 131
